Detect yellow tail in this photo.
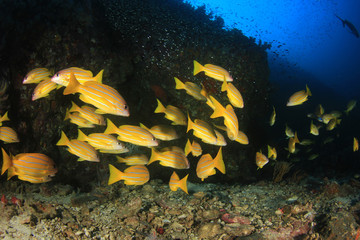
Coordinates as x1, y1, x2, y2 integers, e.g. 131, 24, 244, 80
186, 114, 194, 133
64, 108, 71, 121
0, 111, 10, 123
56, 131, 70, 146
104, 119, 119, 135
139, 123, 150, 132
184, 139, 192, 156
214, 147, 225, 174
148, 148, 160, 165
116, 156, 126, 163
7, 166, 16, 180
193, 60, 203, 76
63, 72, 80, 95
209, 96, 225, 119
108, 164, 123, 185
306, 84, 312, 96
1, 148, 12, 175
77, 129, 88, 141
179, 174, 189, 194
174, 77, 185, 90
69, 101, 80, 113
154, 98, 166, 113
221, 78, 228, 92
94, 69, 104, 84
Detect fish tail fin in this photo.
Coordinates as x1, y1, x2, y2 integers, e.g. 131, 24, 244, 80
184, 139, 192, 156
221, 79, 228, 92
154, 98, 166, 113
108, 164, 123, 185
139, 123, 150, 131
267, 145, 272, 158
116, 156, 126, 163
209, 96, 225, 118
200, 83, 208, 98
174, 77, 185, 90
64, 108, 70, 121
214, 147, 225, 174
94, 69, 104, 84
179, 174, 189, 194
1, 148, 12, 175
104, 119, 118, 135
306, 84, 312, 96
148, 148, 159, 165
63, 72, 80, 95
294, 132, 300, 144
7, 166, 16, 180
69, 101, 80, 113
186, 114, 194, 133
193, 60, 203, 76
56, 131, 70, 146
77, 129, 87, 141
0, 111, 10, 123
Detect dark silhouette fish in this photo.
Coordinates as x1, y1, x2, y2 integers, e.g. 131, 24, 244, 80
335, 15, 359, 38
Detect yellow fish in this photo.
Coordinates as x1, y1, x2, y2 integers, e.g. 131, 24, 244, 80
269, 106, 276, 126
69, 102, 105, 126
63, 73, 129, 116
214, 129, 227, 146
196, 147, 225, 181
193, 60, 233, 82
2, 148, 57, 183
209, 96, 239, 140
310, 121, 319, 136
23, 68, 52, 84
0, 126, 19, 143
256, 151, 269, 169
267, 145, 277, 160
139, 123, 179, 141
32, 79, 58, 101
148, 147, 190, 169
221, 79, 244, 108
354, 137, 359, 152
116, 154, 149, 165
169, 171, 188, 194
286, 85, 311, 106
174, 77, 207, 101
51, 67, 103, 86
300, 139, 314, 146
315, 104, 325, 117
288, 132, 300, 154
77, 129, 128, 154
104, 119, 158, 147
184, 139, 202, 157
154, 99, 187, 125
345, 100, 356, 115
214, 124, 248, 145
187, 115, 218, 145
56, 131, 99, 162
285, 124, 294, 138
0, 111, 9, 127
326, 118, 340, 131
64, 110, 95, 128
108, 164, 149, 185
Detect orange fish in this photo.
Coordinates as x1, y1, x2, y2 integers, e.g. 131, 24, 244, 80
63, 73, 129, 117
139, 123, 179, 141
69, 101, 105, 126
288, 132, 300, 154
184, 139, 202, 157
154, 99, 187, 126
193, 60, 233, 82
116, 154, 149, 165
353, 137, 359, 152
104, 119, 158, 147
108, 164, 149, 185
196, 147, 225, 181
214, 125, 248, 145
1, 148, 57, 183
287, 85, 311, 106
256, 151, 269, 169
77, 129, 128, 154
56, 131, 99, 162
32, 78, 58, 101
267, 145, 277, 160
148, 147, 189, 169
64, 110, 95, 128
23, 68, 52, 84
51, 67, 103, 86
187, 114, 218, 145
174, 77, 207, 101
169, 171, 188, 194
221, 80, 244, 108
310, 121, 319, 136
0, 126, 19, 143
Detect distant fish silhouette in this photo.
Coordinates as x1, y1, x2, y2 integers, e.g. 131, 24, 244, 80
335, 15, 359, 38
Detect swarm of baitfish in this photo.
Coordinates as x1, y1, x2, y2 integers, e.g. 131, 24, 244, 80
1, 61, 250, 192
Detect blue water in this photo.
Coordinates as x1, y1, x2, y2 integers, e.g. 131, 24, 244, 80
185, 0, 360, 98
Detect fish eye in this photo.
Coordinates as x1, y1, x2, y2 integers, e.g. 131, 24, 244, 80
56, 73, 60, 77
124, 105, 128, 110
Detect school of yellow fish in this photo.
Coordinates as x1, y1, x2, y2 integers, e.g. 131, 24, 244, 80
0, 61, 252, 194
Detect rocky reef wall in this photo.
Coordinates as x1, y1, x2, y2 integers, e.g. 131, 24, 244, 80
0, 0, 270, 188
